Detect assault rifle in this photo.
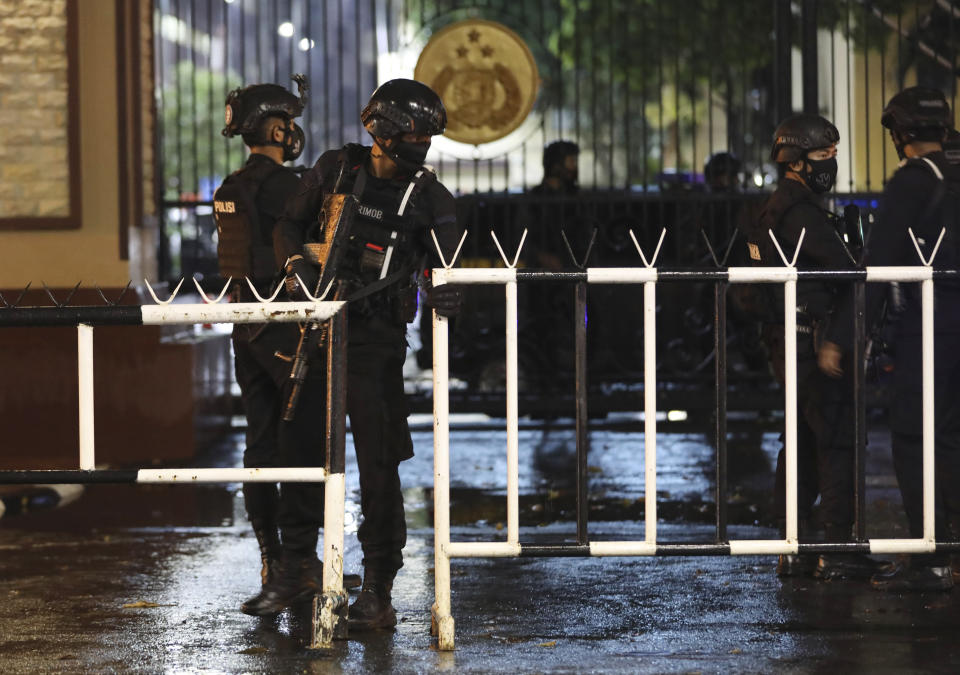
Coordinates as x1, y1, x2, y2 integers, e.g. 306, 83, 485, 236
279, 193, 358, 421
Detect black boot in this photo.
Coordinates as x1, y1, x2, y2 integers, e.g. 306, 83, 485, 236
813, 522, 883, 581
871, 559, 954, 592
242, 552, 323, 616
348, 577, 396, 630
240, 524, 281, 615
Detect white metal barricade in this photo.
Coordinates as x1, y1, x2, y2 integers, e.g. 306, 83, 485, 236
0, 280, 350, 648
429, 229, 951, 650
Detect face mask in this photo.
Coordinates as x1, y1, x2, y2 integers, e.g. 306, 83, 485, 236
805, 156, 837, 193
283, 123, 304, 162
392, 140, 430, 168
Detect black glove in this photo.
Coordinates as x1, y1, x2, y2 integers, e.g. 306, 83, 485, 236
425, 283, 462, 318
284, 256, 319, 301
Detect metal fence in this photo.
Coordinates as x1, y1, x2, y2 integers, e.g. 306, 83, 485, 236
428, 231, 960, 650
0, 291, 351, 648
153, 0, 960, 277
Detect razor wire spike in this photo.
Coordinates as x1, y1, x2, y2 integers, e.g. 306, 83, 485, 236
700, 229, 721, 268
114, 280, 132, 306
629, 227, 667, 268
192, 275, 232, 304
561, 227, 598, 269
143, 277, 184, 305
6, 282, 31, 308
431, 229, 468, 270
41, 281, 80, 308
908, 226, 947, 266
490, 228, 527, 269
246, 277, 284, 303
295, 274, 335, 303
768, 227, 805, 267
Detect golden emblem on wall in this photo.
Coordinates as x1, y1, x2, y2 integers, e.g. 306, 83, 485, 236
414, 19, 539, 146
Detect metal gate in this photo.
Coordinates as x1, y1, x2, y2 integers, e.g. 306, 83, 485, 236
153, 0, 960, 282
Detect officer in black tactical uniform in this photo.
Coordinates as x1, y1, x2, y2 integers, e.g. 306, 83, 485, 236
215, 78, 359, 617
274, 79, 464, 629
821, 87, 960, 591
750, 114, 879, 581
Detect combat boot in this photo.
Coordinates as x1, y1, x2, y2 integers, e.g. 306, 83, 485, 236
813, 553, 883, 581
240, 524, 281, 615
871, 560, 954, 592
242, 552, 323, 616
348, 578, 397, 630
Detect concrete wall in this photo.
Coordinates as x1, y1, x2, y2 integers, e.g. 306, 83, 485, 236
0, 0, 155, 289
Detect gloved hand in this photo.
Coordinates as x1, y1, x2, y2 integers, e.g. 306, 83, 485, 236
424, 283, 462, 318
284, 256, 319, 301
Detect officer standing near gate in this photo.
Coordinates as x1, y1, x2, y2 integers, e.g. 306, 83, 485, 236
820, 87, 960, 591
749, 114, 879, 580
215, 78, 359, 617
273, 79, 464, 629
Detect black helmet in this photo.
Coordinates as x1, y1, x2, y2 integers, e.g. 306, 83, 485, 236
881, 86, 952, 134
360, 79, 446, 139
770, 114, 840, 162
222, 75, 307, 138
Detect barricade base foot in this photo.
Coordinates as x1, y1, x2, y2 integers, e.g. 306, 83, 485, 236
310, 590, 349, 648
431, 602, 455, 650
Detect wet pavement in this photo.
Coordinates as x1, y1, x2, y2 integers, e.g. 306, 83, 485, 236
3, 415, 960, 673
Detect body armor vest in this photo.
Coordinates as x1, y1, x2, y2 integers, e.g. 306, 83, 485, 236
214, 162, 286, 281
318, 144, 434, 297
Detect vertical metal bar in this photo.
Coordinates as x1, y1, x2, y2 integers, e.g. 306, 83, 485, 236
575, 281, 589, 545
506, 279, 520, 545
863, 1, 871, 191
644, 280, 657, 544
775, 0, 791, 122
432, 304, 455, 650
78, 324, 95, 471
922, 277, 936, 542
784, 275, 798, 543
853, 280, 866, 541
315, 309, 348, 646
715, 281, 728, 542
801, 0, 819, 114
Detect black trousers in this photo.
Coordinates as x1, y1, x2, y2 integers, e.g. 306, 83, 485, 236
233, 323, 326, 555
766, 326, 857, 537
346, 334, 413, 580
889, 331, 960, 562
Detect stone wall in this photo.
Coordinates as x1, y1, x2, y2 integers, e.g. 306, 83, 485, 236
0, 0, 71, 219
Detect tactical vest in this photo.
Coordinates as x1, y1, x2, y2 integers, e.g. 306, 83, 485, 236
905, 157, 960, 282
313, 144, 436, 312
213, 162, 286, 281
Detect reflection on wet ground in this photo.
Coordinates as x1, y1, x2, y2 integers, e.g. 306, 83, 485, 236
1, 420, 958, 672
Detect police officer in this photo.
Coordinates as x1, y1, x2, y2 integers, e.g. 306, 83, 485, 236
820, 87, 960, 591
274, 79, 464, 629
215, 79, 359, 616
755, 114, 878, 580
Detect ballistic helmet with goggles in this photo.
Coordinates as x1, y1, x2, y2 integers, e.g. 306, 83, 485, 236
770, 114, 840, 163
361, 79, 446, 140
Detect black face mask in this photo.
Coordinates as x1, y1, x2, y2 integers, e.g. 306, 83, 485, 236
392, 140, 431, 169
805, 156, 837, 193
283, 123, 304, 162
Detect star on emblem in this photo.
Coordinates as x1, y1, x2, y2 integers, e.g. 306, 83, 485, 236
456, 45, 468, 58
480, 45, 494, 57
467, 29, 481, 43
